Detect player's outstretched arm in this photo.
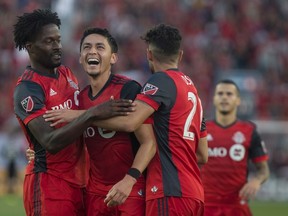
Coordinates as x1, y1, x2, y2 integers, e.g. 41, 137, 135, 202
93, 100, 154, 132
43, 109, 85, 127
43, 98, 136, 127
29, 99, 135, 154
239, 161, 270, 200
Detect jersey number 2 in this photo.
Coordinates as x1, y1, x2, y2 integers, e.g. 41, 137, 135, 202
183, 92, 197, 141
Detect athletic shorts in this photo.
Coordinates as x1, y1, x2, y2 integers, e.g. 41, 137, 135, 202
204, 204, 252, 216
85, 191, 145, 216
146, 197, 204, 216
23, 172, 85, 216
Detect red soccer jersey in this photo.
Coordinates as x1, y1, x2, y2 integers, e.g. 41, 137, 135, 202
79, 74, 145, 197
14, 66, 86, 187
201, 120, 269, 204
136, 69, 205, 201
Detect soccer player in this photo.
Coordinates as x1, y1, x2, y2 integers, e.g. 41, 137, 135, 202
13, 10, 134, 216
74, 23, 208, 216
201, 79, 270, 216
79, 28, 156, 216
43, 27, 157, 215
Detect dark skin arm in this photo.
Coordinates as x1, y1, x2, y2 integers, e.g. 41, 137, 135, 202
43, 100, 153, 132
28, 99, 135, 154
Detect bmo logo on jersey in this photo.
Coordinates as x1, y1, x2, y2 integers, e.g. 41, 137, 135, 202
51, 99, 73, 110
208, 147, 227, 157
208, 131, 246, 161
229, 144, 245, 161
208, 145, 246, 161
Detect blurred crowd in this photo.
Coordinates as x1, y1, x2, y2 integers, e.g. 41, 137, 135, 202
1, 0, 288, 124
1, 0, 288, 194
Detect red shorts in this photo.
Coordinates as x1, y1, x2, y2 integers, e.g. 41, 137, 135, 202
146, 197, 204, 216
204, 204, 252, 216
23, 173, 85, 216
85, 191, 145, 216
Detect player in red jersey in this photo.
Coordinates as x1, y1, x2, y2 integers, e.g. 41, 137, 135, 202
79, 28, 156, 216
72, 24, 208, 216
43, 27, 157, 215
201, 79, 270, 216
13, 10, 135, 216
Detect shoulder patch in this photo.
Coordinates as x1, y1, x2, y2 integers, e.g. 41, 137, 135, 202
21, 96, 34, 112
142, 83, 159, 95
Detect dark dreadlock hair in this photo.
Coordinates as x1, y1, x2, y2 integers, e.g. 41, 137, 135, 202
141, 23, 182, 60
13, 9, 61, 51
80, 27, 118, 53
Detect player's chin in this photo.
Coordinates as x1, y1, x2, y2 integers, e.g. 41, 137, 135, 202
52, 61, 61, 68
87, 70, 100, 77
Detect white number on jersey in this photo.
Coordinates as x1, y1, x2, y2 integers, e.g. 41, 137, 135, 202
74, 90, 80, 106
183, 92, 197, 140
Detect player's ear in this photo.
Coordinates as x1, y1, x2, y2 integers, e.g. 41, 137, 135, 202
110, 53, 118, 65
79, 52, 83, 64
147, 49, 153, 61
236, 96, 241, 106
25, 42, 32, 53
178, 50, 183, 63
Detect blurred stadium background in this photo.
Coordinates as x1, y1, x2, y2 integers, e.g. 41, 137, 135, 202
0, 0, 288, 215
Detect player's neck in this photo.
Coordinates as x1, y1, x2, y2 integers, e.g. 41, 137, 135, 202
215, 112, 237, 127
154, 62, 178, 72
30, 62, 56, 74
89, 71, 111, 97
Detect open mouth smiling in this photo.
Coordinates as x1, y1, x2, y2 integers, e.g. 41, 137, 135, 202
88, 58, 99, 65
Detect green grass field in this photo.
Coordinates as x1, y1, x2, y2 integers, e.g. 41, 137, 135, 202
0, 194, 25, 216
0, 194, 287, 216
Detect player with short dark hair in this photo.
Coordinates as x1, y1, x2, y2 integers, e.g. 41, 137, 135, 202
13, 9, 134, 216
79, 28, 118, 53
79, 27, 156, 216
201, 79, 270, 216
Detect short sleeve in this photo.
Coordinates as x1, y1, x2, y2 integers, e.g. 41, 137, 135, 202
249, 128, 269, 163
137, 72, 176, 111
14, 81, 46, 124
120, 80, 142, 100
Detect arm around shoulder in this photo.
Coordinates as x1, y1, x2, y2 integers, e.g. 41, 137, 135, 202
93, 100, 155, 132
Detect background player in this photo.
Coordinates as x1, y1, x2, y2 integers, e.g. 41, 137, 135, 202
201, 79, 270, 216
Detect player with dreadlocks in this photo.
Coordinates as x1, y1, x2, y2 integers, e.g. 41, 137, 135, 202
13, 9, 135, 216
